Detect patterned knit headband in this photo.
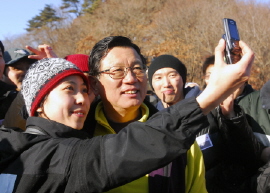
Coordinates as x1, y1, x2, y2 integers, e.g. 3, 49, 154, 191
21, 58, 89, 116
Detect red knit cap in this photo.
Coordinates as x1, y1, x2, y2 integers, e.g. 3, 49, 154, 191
64, 54, 89, 72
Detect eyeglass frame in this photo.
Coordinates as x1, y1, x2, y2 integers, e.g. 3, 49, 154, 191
97, 66, 148, 79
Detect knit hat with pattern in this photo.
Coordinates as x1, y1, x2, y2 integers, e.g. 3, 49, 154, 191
148, 55, 187, 89
64, 54, 89, 72
21, 58, 89, 116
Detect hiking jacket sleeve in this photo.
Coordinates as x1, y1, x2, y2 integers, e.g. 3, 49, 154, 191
217, 104, 265, 169
68, 97, 209, 192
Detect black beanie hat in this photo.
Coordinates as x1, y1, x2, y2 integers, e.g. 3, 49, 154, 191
148, 55, 187, 89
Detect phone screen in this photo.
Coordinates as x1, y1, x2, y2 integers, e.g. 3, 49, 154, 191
228, 20, 240, 40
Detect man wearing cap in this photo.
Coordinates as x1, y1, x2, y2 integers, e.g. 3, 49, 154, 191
3, 48, 37, 91
148, 54, 201, 110
147, 55, 206, 193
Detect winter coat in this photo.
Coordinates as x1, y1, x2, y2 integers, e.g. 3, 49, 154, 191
198, 105, 264, 193
0, 97, 208, 193
196, 83, 264, 193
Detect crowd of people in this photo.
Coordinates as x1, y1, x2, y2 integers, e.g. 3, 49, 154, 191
0, 35, 270, 193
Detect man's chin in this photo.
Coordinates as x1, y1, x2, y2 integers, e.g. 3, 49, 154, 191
163, 98, 175, 104
163, 98, 178, 106
122, 100, 142, 109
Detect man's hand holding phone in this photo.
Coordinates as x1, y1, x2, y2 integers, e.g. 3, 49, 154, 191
197, 39, 254, 115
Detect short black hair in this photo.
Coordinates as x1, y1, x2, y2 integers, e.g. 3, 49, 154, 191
89, 36, 146, 77
0, 41, 4, 55
202, 55, 215, 75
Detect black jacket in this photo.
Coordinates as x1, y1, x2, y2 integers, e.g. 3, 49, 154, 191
0, 98, 208, 193
239, 90, 270, 146
197, 104, 264, 193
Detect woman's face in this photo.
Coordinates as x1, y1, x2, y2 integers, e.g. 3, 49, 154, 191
37, 75, 93, 130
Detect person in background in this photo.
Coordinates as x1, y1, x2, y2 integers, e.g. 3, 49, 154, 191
64, 54, 90, 76
86, 37, 206, 193
147, 54, 206, 193
202, 55, 215, 89
3, 48, 37, 91
148, 54, 202, 110
2, 44, 57, 129
0, 37, 256, 192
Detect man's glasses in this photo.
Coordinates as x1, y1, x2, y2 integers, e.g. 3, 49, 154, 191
98, 66, 146, 79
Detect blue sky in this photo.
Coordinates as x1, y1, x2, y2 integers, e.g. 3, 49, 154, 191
0, 0, 63, 40
0, 0, 269, 41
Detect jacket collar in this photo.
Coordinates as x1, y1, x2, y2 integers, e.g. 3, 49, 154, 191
94, 101, 151, 134
26, 117, 91, 139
